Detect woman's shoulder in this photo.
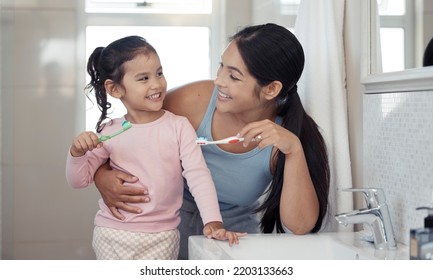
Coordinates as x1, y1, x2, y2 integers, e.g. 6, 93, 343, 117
165, 80, 214, 107
164, 80, 215, 129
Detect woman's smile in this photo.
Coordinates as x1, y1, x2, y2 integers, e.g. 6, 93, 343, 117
217, 90, 232, 101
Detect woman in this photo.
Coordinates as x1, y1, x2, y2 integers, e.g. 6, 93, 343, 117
93, 23, 330, 259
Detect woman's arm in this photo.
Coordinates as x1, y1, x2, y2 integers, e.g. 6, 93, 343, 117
238, 119, 319, 234
279, 140, 319, 234
93, 162, 147, 220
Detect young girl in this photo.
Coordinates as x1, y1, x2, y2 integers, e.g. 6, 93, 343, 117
65, 35, 243, 260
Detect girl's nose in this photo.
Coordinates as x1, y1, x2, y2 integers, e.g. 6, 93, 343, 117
151, 77, 166, 89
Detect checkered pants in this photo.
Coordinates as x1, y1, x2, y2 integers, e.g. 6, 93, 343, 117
92, 226, 180, 260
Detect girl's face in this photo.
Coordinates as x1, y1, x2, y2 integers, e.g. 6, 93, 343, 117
118, 52, 167, 115
214, 41, 265, 115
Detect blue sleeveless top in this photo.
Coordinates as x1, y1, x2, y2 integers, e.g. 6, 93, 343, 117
184, 87, 279, 210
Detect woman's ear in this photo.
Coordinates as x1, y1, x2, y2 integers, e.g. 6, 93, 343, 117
263, 81, 283, 101
104, 79, 122, 99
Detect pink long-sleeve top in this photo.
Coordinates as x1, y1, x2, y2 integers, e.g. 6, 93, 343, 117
65, 111, 222, 233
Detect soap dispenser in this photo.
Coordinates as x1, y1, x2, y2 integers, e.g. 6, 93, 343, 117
410, 206, 433, 260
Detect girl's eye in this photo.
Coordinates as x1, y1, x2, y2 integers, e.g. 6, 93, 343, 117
139, 76, 149, 81
157, 71, 164, 77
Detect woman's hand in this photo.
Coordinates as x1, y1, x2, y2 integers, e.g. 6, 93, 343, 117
203, 221, 247, 246
238, 119, 302, 155
94, 163, 150, 220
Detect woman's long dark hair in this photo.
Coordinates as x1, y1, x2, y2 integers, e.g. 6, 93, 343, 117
423, 37, 433, 66
85, 35, 156, 132
231, 23, 330, 233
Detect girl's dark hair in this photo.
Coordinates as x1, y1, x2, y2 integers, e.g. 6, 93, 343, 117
85, 35, 156, 132
231, 23, 330, 233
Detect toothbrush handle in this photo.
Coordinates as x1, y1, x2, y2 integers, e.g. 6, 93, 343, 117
200, 137, 244, 145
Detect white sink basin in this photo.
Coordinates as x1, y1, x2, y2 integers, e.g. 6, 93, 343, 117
188, 232, 409, 260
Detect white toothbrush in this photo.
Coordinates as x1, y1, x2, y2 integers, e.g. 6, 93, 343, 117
195, 136, 244, 145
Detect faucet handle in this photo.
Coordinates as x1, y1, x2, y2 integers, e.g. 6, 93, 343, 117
342, 188, 386, 208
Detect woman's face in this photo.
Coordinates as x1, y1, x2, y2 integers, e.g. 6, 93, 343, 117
214, 41, 265, 115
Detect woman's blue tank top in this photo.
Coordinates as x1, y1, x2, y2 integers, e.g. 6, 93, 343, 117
185, 87, 279, 210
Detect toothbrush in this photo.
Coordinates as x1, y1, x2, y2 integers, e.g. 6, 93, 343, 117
98, 120, 132, 142
195, 136, 244, 145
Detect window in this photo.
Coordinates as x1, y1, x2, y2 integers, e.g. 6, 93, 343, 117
85, 0, 212, 14
252, 0, 300, 32
83, 0, 214, 130
378, 0, 415, 72
280, 0, 301, 15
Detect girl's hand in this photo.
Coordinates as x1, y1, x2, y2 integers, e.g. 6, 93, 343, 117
203, 221, 247, 246
238, 119, 302, 155
70, 131, 102, 157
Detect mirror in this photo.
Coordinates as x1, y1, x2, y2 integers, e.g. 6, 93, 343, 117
377, 0, 433, 73
364, 0, 433, 95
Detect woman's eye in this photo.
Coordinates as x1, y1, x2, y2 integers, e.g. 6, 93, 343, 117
218, 62, 240, 81
230, 74, 240, 81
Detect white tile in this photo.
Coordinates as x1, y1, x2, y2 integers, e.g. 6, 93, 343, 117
12, 163, 100, 242
11, 87, 78, 165
364, 91, 433, 245
13, 241, 96, 260
1, 0, 76, 9
4, 10, 76, 88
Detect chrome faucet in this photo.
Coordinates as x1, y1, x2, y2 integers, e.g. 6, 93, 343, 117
335, 188, 397, 250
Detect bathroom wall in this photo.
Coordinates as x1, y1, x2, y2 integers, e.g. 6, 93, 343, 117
363, 70, 433, 245
0, 0, 99, 259
0, 1, 3, 257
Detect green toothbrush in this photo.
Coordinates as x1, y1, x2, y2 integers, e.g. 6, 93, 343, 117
98, 120, 132, 142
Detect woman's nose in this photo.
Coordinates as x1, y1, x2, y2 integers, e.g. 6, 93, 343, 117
214, 75, 222, 86
214, 69, 225, 87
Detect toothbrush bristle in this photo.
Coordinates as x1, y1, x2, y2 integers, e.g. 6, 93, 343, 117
122, 120, 132, 129
195, 136, 208, 145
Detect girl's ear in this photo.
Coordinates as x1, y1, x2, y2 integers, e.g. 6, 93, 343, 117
104, 79, 122, 99
263, 80, 283, 101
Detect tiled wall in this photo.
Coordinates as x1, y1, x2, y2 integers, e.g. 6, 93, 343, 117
0, 3, 2, 256
364, 90, 433, 245
1, 1, 99, 259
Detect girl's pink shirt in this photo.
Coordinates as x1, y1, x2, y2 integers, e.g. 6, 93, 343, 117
65, 111, 222, 232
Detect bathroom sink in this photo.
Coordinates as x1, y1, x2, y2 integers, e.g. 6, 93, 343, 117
188, 232, 409, 260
